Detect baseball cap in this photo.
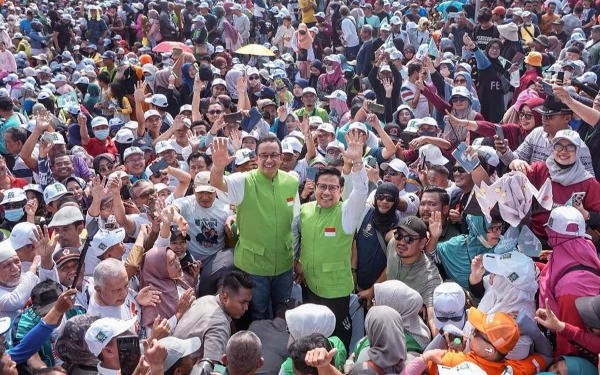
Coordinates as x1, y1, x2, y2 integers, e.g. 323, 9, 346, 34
482, 251, 536, 290
90, 228, 126, 258
379, 64, 392, 73
231, 3, 241, 10
115, 128, 135, 144
575, 295, 600, 329
91, 117, 109, 128
235, 148, 255, 165
155, 140, 176, 154
394, 216, 427, 237
160, 337, 202, 371
381, 158, 410, 177
380, 23, 391, 31
545, 205, 591, 239
52, 247, 81, 268
308, 116, 324, 128
390, 49, 403, 60
145, 94, 169, 108
492, 6, 505, 15
281, 142, 295, 155
302, 87, 317, 96
282, 137, 303, 153
348, 122, 368, 133
31, 280, 63, 317
450, 86, 471, 100
24, 184, 43, 195
467, 309, 519, 355
419, 144, 449, 166
154, 183, 174, 194
324, 90, 347, 102
43, 183, 71, 204
288, 131, 306, 144
124, 121, 139, 130
213, 78, 226, 87
390, 16, 402, 25
317, 123, 335, 135
579, 71, 597, 85
0, 317, 10, 335
384, 123, 401, 141
144, 109, 162, 120
0, 188, 26, 205
48, 206, 84, 228
326, 140, 345, 152
194, 171, 216, 193
0, 222, 36, 255
534, 95, 573, 115
433, 282, 466, 330
551, 129, 581, 148
44, 132, 66, 145
124, 146, 144, 160
85, 317, 137, 356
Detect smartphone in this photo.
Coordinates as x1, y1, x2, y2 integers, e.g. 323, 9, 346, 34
367, 102, 385, 114
419, 154, 427, 170
571, 192, 586, 206
224, 111, 243, 123
364, 155, 377, 168
117, 336, 141, 375
540, 80, 554, 96
494, 124, 505, 142
307, 167, 318, 181
556, 71, 565, 85
150, 158, 169, 175
510, 52, 525, 66
400, 131, 417, 148
447, 11, 460, 19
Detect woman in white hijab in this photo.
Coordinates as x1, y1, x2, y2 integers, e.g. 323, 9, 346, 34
279, 304, 347, 375
467, 250, 539, 360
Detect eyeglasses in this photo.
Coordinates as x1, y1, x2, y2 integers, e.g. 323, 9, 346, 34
98, 163, 114, 173
208, 110, 223, 115
324, 61, 334, 66
518, 111, 534, 120
375, 194, 395, 202
472, 329, 494, 346
126, 157, 145, 164
137, 188, 156, 200
394, 232, 421, 244
488, 45, 501, 51
453, 166, 466, 173
454, 78, 467, 84
316, 183, 340, 192
487, 223, 503, 233
451, 97, 468, 103
383, 169, 400, 176
258, 153, 281, 160
553, 143, 576, 152
436, 313, 464, 322
248, 75, 260, 81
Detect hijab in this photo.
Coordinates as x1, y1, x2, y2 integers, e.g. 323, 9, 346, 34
225, 67, 244, 100
485, 39, 506, 73
140, 54, 153, 66
154, 70, 173, 90
83, 83, 100, 112
285, 304, 336, 344
373, 280, 431, 350
222, 19, 240, 45
140, 247, 180, 327
181, 63, 195, 93
320, 61, 344, 88
546, 137, 593, 185
309, 60, 323, 89
143, 64, 158, 93
365, 306, 406, 374
547, 36, 561, 57
372, 183, 399, 233
293, 78, 309, 109
295, 23, 314, 50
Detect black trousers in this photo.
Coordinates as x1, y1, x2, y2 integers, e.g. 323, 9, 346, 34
303, 287, 351, 351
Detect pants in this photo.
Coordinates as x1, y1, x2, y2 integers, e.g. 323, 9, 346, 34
248, 268, 293, 321
303, 287, 352, 351
344, 44, 359, 61
197, 248, 235, 297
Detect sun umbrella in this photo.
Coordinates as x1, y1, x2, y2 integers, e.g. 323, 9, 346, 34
153, 41, 193, 53
235, 44, 275, 57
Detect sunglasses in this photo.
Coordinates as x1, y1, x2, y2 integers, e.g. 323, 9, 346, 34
453, 166, 466, 173
451, 97, 468, 103
384, 169, 400, 176
98, 163, 114, 173
472, 329, 494, 346
325, 61, 334, 66
208, 110, 223, 115
553, 143, 576, 152
454, 79, 467, 84
248, 75, 260, 81
436, 313, 464, 322
394, 232, 421, 244
375, 194, 395, 202
138, 188, 156, 200
518, 111, 534, 120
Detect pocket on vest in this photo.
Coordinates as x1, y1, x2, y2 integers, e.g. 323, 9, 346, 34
242, 244, 266, 263
322, 261, 348, 285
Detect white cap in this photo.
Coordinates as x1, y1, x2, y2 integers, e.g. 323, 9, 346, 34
326, 140, 345, 151
317, 123, 335, 135
85, 317, 137, 356
324, 54, 341, 64
379, 64, 392, 73
155, 140, 176, 154
580, 71, 597, 85
552, 129, 581, 147
91, 117, 109, 128
43, 132, 66, 145
348, 122, 368, 133
231, 3, 242, 10
115, 128, 135, 144
109, 118, 124, 127
390, 16, 402, 25
0, 188, 26, 205
302, 87, 317, 96
545, 206, 591, 239
179, 104, 193, 114
24, 184, 43, 194
418, 144, 449, 166
51, 74, 67, 83
160, 337, 202, 371
281, 142, 295, 155
380, 159, 409, 177
90, 228, 126, 257
124, 121, 139, 130
450, 86, 471, 100
420, 117, 439, 128
288, 131, 306, 143
144, 109, 161, 120
200, 2, 209, 7
154, 183, 174, 193
380, 23, 391, 31
324, 90, 347, 101
215, 45, 225, 53
0, 317, 10, 335
433, 282, 466, 330
48, 206, 84, 227
194, 171, 216, 193
0, 222, 36, 254
308, 116, 323, 127
124, 146, 144, 160
483, 251, 536, 291
235, 148, 255, 165
145, 94, 169, 108
241, 131, 259, 141
282, 137, 303, 153
43, 183, 71, 204
473, 145, 499, 167
212, 78, 227, 87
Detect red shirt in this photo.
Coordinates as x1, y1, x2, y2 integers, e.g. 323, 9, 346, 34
8, 175, 27, 189
83, 137, 118, 157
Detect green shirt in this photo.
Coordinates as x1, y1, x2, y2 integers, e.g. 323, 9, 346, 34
353, 334, 423, 358
281, 336, 347, 375
294, 107, 329, 124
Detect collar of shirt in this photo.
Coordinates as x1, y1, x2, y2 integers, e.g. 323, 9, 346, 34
97, 364, 120, 375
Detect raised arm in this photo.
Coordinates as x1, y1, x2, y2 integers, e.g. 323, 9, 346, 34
134, 81, 148, 137
209, 137, 235, 193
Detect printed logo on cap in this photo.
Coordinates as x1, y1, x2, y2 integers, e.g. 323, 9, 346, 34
507, 272, 520, 282
98, 243, 107, 251
95, 331, 107, 343
7, 192, 14, 199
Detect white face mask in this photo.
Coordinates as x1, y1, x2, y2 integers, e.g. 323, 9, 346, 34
563, 71, 573, 80
326, 67, 335, 74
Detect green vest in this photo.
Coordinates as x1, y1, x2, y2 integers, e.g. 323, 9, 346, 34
281, 336, 347, 375
235, 169, 299, 276
299, 201, 354, 298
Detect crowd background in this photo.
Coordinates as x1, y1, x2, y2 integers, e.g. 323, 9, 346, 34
0, 0, 599, 374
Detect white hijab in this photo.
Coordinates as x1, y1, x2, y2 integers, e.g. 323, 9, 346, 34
285, 304, 336, 345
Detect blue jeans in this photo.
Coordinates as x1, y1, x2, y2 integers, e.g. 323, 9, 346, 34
345, 45, 359, 61
249, 268, 293, 320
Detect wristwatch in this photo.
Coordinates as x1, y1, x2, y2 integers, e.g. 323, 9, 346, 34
352, 161, 364, 168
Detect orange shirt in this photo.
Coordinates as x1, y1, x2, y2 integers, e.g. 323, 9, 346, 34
427, 352, 547, 375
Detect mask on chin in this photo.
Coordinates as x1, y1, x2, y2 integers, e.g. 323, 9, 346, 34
326, 67, 335, 75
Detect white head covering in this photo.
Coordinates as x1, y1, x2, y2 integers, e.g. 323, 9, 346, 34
285, 304, 336, 343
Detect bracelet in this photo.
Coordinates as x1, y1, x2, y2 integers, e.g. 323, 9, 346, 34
352, 161, 364, 168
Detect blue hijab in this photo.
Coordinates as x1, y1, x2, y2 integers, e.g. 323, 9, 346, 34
181, 63, 195, 93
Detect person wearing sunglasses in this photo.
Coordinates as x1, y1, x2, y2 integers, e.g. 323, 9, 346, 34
294, 131, 368, 349
432, 282, 467, 332
371, 159, 420, 218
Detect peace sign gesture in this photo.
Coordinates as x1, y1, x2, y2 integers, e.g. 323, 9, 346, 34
535, 298, 566, 333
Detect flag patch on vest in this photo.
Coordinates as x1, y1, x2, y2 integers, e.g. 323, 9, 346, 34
287, 197, 294, 206
324, 228, 336, 237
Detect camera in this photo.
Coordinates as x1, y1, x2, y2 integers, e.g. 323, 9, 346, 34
191, 359, 216, 375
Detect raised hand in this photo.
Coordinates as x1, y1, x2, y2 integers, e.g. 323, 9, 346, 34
150, 315, 171, 341
305, 348, 338, 368
107, 175, 122, 195
341, 130, 365, 163
509, 159, 532, 174
176, 288, 196, 317
36, 110, 51, 133
30, 225, 56, 259
428, 211, 443, 239
24, 199, 38, 218
210, 138, 236, 169
236, 75, 247, 92
142, 339, 168, 372
133, 81, 148, 102
135, 286, 162, 307
470, 254, 485, 284
534, 298, 565, 332
366, 113, 380, 129
194, 73, 204, 92
229, 128, 242, 152
91, 175, 106, 199
382, 78, 393, 97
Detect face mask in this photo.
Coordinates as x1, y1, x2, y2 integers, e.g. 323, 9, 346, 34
326, 154, 340, 163
524, 21, 532, 26
326, 67, 335, 74
249, 79, 259, 87
420, 130, 436, 137
4, 208, 24, 222
563, 71, 573, 80
145, 75, 155, 82
94, 129, 109, 140
199, 136, 207, 148
440, 67, 450, 77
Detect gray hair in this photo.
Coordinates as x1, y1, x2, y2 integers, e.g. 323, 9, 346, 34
362, 25, 373, 37
93, 258, 126, 288
130, 179, 153, 199
225, 331, 262, 373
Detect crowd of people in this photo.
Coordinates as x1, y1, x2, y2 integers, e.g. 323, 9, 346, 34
0, 0, 599, 374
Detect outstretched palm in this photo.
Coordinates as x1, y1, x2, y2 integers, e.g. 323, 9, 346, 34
210, 138, 236, 169
342, 130, 364, 163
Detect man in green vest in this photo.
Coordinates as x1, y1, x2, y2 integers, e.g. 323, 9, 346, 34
210, 134, 300, 321
293, 130, 368, 349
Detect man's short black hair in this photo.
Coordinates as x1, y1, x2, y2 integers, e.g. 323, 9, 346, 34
187, 151, 213, 168
256, 135, 282, 154
6, 126, 27, 144
422, 186, 450, 207
315, 166, 344, 187
428, 164, 450, 179
0, 95, 13, 111
222, 270, 256, 295
289, 333, 332, 375
407, 62, 423, 76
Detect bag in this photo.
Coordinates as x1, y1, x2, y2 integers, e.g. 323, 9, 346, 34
297, 48, 308, 61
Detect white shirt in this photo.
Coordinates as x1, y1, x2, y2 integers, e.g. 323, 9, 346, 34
87, 289, 140, 321
0, 272, 39, 319
233, 14, 250, 39
342, 18, 359, 47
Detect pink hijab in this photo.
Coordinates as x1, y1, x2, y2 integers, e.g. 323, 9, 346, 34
140, 247, 179, 327
538, 228, 600, 313
319, 60, 345, 88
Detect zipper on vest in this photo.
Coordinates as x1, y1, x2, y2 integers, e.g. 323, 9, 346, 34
272, 178, 277, 272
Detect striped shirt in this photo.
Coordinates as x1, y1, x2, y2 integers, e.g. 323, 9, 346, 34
499, 127, 595, 175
